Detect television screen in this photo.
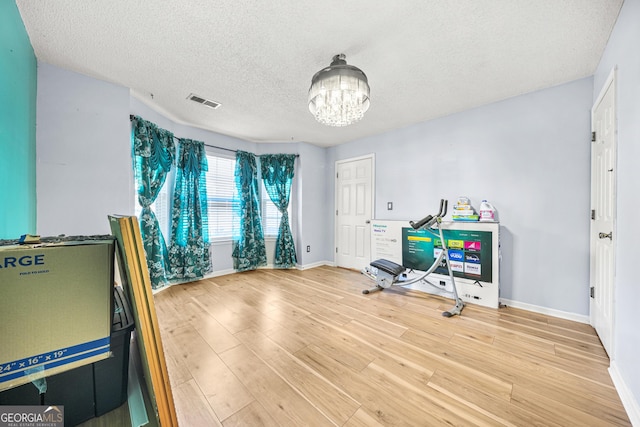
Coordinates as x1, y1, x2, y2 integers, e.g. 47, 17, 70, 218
402, 227, 493, 282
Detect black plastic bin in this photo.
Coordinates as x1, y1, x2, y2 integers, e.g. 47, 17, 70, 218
94, 284, 135, 416
0, 285, 135, 426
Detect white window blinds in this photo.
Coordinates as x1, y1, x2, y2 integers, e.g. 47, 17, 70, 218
135, 151, 292, 242
262, 185, 284, 237
205, 153, 237, 240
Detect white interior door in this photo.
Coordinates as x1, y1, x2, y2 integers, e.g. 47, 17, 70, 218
335, 155, 374, 270
590, 69, 617, 356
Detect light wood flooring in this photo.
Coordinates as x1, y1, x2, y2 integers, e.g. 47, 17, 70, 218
154, 266, 631, 426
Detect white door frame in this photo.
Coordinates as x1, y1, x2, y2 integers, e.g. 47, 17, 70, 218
590, 67, 617, 357
334, 154, 376, 268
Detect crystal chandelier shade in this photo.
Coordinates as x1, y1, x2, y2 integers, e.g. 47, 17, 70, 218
308, 54, 370, 127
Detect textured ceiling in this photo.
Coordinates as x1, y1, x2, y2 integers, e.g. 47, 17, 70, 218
16, 1, 623, 147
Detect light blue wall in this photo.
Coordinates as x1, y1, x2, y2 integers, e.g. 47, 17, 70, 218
0, 1, 37, 239
329, 77, 594, 317
593, 0, 640, 420
292, 142, 329, 266
36, 63, 132, 236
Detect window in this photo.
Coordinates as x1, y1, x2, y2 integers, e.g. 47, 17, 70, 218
206, 152, 291, 240
153, 186, 171, 239
205, 153, 237, 241
262, 185, 284, 237
135, 151, 293, 242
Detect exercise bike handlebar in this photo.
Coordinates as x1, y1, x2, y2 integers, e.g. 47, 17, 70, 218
441, 199, 448, 217
409, 199, 448, 230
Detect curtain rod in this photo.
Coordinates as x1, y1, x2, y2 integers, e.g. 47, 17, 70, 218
203, 143, 237, 153
130, 114, 298, 157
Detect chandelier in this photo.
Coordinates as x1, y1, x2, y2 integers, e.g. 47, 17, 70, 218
308, 54, 370, 127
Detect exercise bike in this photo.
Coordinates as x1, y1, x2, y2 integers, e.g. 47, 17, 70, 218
362, 199, 465, 317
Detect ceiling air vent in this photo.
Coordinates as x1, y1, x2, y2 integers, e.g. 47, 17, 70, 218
187, 93, 221, 110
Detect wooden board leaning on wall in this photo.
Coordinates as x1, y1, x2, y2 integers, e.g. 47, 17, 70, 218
109, 215, 177, 427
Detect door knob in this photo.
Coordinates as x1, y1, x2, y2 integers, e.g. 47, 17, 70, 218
599, 232, 612, 240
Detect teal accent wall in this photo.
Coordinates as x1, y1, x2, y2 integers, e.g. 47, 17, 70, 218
0, 1, 37, 239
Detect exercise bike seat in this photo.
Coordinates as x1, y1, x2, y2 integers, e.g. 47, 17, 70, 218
370, 259, 405, 276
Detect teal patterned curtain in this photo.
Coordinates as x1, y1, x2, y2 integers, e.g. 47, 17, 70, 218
168, 139, 211, 280
131, 116, 174, 289
232, 151, 266, 271
260, 154, 297, 268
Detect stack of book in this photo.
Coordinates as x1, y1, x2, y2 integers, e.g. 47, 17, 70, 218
452, 197, 479, 221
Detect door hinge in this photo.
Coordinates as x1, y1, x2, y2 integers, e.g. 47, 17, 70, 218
590, 286, 595, 298
592, 131, 596, 142
336, 247, 338, 253
591, 209, 596, 220
336, 210, 338, 216
336, 172, 339, 179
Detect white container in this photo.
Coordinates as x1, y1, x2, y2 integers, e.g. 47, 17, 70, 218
479, 200, 496, 222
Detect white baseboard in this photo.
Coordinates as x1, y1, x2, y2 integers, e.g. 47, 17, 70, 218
297, 260, 334, 270
499, 298, 590, 324
609, 361, 640, 426
152, 268, 236, 295
208, 261, 335, 274
202, 268, 236, 278
152, 263, 335, 295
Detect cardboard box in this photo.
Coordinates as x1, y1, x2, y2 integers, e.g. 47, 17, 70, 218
0, 239, 114, 392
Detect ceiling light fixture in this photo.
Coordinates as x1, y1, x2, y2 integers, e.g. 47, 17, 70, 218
308, 54, 370, 127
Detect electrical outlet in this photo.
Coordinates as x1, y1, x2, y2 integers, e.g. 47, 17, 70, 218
306, 245, 310, 253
